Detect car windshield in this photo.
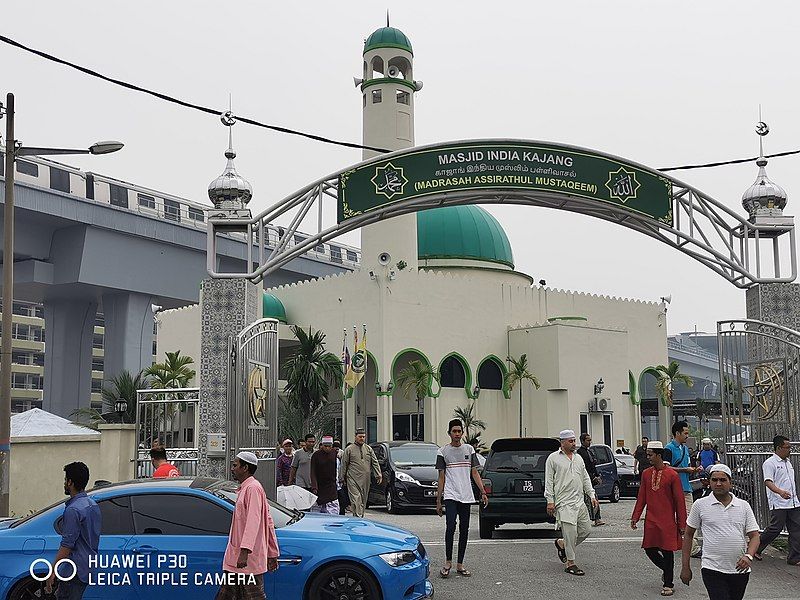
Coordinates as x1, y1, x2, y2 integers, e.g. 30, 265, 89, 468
485, 449, 549, 473
389, 445, 438, 467
616, 455, 635, 467
208, 480, 302, 528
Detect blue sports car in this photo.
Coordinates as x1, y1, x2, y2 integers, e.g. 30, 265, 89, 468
0, 478, 433, 600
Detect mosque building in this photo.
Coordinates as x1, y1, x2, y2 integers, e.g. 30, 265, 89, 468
159, 24, 670, 448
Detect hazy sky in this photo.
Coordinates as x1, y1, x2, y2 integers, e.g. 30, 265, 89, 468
4, 1, 799, 334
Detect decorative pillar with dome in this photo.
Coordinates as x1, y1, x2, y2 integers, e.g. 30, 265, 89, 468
197, 114, 261, 478
742, 122, 800, 330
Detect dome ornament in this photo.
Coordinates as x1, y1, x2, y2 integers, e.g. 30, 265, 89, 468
741, 109, 788, 224
208, 98, 253, 217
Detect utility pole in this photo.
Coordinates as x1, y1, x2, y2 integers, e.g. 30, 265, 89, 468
0, 92, 14, 517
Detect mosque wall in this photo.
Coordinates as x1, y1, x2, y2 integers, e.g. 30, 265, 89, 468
157, 265, 666, 447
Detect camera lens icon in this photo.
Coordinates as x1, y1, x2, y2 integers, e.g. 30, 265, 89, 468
29, 558, 77, 582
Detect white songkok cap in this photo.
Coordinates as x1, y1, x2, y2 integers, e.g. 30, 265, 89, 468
702, 438, 712, 444
236, 451, 259, 466
559, 429, 576, 440
707, 463, 732, 478
648, 441, 664, 450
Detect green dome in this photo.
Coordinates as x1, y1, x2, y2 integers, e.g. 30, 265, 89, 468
262, 293, 287, 324
364, 27, 413, 55
417, 205, 514, 269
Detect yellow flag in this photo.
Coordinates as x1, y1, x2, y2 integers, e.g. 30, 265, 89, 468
344, 330, 367, 389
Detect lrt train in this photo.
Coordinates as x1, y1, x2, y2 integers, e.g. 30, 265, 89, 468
0, 150, 361, 267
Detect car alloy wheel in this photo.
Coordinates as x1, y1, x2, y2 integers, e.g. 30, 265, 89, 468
609, 482, 620, 503
386, 489, 399, 514
9, 577, 49, 600
308, 563, 381, 600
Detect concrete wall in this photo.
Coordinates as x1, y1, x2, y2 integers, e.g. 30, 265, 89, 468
9, 425, 135, 517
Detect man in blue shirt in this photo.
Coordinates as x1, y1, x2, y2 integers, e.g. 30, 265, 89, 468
46, 462, 101, 600
665, 421, 702, 558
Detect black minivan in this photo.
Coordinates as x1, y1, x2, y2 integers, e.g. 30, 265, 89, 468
479, 437, 560, 538
367, 441, 442, 513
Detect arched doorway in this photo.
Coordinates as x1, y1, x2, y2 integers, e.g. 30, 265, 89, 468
391, 349, 433, 441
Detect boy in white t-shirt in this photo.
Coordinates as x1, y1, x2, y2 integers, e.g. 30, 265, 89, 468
435, 418, 489, 579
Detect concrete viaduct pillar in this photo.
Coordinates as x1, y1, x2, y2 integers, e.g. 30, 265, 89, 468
101, 292, 156, 386
43, 299, 97, 417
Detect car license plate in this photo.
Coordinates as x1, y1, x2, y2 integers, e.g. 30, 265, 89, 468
424, 489, 437, 497
514, 479, 541, 494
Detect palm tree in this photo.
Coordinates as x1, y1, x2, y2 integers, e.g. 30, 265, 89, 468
395, 360, 439, 440
643, 361, 693, 408
506, 354, 541, 437
145, 350, 196, 389
283, 326, 344, 432
453, 403, 487, 451
73, 369, 147, 428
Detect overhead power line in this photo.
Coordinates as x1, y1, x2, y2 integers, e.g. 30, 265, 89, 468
2, 33, 798, 172
0, 33, 391, 154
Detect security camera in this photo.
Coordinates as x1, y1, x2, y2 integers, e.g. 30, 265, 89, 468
378, 252, 391, 266
387, 65, 401, 78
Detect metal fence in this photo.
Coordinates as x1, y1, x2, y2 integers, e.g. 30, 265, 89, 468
134, 388, 200, 478
718, 319, 800, 528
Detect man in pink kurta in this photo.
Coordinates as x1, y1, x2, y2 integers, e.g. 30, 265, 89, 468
216, 451, 280, 600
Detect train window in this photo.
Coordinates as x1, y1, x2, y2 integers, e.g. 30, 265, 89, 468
109, 184, 128, 208
346, 250, 358, 263
16, 160, 39, 177
293, 234, 306, 246
49, 166, 70, 193
315, 243, 325, 253
330, 246, 343, 263
137, 193, 156, 209
164, 199, 181, 222
188, 206, 205, 222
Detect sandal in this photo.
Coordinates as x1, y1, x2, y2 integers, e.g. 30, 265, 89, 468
661, 587, 674, 596
593, 520, 606, 527
554, 539, 567, 563
439, 566, 451, 579
564, 565, 585, 576
456, 568, 472, 577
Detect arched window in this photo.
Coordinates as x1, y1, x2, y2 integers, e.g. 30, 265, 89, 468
478, 359, 503, 390
440, 355, 466, 388
371, 56, 384, 79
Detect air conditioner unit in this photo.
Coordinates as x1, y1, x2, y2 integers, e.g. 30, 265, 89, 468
588, 398, 600, 412
598, 398, 609, 412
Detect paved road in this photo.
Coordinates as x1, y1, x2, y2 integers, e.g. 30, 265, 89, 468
363, 497, 800, 599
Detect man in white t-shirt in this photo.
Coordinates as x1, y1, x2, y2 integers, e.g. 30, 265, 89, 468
680, 464, 760, 600
754, 435, 800, 565
435, 418, 488, 579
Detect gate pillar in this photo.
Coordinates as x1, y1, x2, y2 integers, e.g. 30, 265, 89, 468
197, 277, 260, 478
747, 283, 800, 329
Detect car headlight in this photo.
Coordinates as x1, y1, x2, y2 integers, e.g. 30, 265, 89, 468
395, 472, 420, 485
379, 551, 418, 567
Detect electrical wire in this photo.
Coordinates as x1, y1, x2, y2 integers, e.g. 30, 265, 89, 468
0, 33, 391, 154
3, 32, 799, 172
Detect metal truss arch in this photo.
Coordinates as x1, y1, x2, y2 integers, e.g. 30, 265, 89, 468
207, 139, 796, 288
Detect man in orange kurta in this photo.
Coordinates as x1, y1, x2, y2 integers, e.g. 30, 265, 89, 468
631, 441, 687, 597
216, 451, 280, 600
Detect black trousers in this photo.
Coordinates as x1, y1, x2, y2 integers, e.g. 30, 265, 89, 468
644, 547, 674, 588
757, 506, 800, 563
444, 500, 471, 564
701, 568, 749, 600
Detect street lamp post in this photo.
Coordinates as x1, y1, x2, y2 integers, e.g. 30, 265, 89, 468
0, 92, 122, 516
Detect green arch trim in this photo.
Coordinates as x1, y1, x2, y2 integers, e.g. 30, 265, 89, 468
436, 352, 474, 400
389, 347, 436, 398
477, 355, 511, 399
638, 366, 670, 407
344, 351, 381, 400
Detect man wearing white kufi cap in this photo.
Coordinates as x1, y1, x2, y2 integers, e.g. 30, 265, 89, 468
681, 462, 760, 600
216, 451, 279, 600
545, 429, 598, 576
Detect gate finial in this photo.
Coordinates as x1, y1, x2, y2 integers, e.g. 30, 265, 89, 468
742, 110, 788, 222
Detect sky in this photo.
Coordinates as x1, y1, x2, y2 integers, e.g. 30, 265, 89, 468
3, 1, 799, 334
